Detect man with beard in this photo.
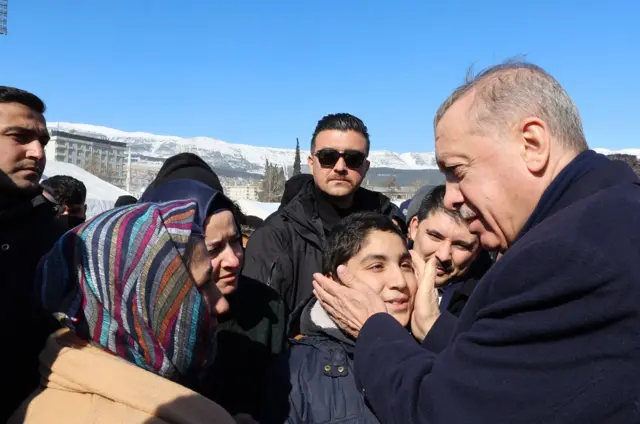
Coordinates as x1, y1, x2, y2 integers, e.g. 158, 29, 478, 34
0, 86, 64, 421
41, 175, 87, 230
242, 113, 403, 317
313, 63, 640, 423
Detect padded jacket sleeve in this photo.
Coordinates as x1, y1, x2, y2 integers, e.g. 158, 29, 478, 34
242, 222, 295, 309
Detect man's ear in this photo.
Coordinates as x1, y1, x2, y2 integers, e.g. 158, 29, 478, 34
307, 155, 315, 177
519, 117, 550, 175
408, 216, 419, 241
362, 159, 370, 175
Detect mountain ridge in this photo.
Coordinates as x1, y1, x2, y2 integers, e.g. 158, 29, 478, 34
47, 122, 640, 175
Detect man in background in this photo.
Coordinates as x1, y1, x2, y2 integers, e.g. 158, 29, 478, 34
314, 62, 640, 423
0, 86, 63, 421
243, 113, 403, 316
409, 184, 491, 318
41, 175, 87, 230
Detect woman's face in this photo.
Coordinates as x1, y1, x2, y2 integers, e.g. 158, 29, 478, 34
187, 238, 228, 321
203, 210, 244, 297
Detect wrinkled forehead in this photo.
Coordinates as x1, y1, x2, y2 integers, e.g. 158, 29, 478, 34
204, 210, 238, 242
0, 102, 47, 128
434, 93, 477, 162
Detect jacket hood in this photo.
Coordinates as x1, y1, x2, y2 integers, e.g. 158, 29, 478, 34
299, 296, 355, 348
141, 153, 223, 199
25, 329, 235, 424
280, 174, 314, 209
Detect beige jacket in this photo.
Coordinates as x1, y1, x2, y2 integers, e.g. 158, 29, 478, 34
10, 329, 236, 424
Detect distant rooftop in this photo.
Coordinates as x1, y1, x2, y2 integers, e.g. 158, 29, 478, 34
51, 130, 128, 148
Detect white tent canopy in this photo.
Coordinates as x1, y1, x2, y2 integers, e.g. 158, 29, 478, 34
41, 161, 132, 218
236, 200, 280, 220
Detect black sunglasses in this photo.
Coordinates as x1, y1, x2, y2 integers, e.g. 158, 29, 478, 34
314, 148, 367, 169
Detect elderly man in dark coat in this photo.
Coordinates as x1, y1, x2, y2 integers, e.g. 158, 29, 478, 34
313, 62, 640, 424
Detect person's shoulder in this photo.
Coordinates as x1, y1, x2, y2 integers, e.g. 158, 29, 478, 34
237, 277, 284, 305
227, 277, 288, 324
287, 335, 337, 369
483, 200, 640, 305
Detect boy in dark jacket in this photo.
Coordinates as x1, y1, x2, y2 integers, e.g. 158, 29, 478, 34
262, 212, 417, 424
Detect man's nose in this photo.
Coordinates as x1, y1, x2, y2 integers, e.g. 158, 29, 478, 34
333, 157, 348, 173
387, 265, 408, 289
221, 245, 241, 269
444, 182, 464, 211
25, 140, 45, 161
435, 242, 452, 263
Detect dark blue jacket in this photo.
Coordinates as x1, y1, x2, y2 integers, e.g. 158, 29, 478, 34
354, 151, 640, 424
262, 298, 381, 424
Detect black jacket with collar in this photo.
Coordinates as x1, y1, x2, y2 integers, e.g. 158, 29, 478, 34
0, 190, 65, 421
242, 179, 403, 318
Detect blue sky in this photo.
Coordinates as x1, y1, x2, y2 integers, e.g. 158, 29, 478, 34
2, 0, 638, 151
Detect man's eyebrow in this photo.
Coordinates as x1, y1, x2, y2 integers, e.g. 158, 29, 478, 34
3, 126, 50, 141
426, 229, 444, 238
360, 254, 388, 264
454, 239, 477, 249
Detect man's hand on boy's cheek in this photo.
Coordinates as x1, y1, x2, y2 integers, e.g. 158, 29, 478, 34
313, 265, 386, 338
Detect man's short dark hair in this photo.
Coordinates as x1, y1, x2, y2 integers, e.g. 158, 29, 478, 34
40, 175, 87, 207
414, 184, 464, 224
241, 215, 263, 238
323, 212, 406, 276
0, 86, 46, 114
311, 113, 370, 155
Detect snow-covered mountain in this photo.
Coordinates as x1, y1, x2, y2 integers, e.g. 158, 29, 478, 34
592, 148, 640, 158
47, 122, 438, 173
47, 122, 639, 174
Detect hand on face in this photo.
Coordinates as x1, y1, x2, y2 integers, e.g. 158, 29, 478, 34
313, 265, 387, 338
409, 250, 441, 342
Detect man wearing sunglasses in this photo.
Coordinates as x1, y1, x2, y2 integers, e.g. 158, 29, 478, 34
242, 113, 404, 321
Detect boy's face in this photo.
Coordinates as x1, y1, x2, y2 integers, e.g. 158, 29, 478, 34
343, 230, 417, 327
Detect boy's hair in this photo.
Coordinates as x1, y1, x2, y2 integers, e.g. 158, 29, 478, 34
40, 175, 87, 206
322, 212, 407, 276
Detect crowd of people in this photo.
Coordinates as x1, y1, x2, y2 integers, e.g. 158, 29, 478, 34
1, 60, 639, 424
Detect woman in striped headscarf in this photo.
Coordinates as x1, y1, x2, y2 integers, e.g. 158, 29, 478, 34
10, 198, 238, 424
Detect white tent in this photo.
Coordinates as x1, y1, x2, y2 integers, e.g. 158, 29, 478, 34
41, 161, 132, 218
236, 200, 280, 220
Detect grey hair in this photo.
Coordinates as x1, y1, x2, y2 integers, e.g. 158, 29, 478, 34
434, 59, 589, 153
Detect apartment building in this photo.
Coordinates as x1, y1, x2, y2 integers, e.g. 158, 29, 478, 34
46, 130, 128, 189
225, 182, 260, 201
